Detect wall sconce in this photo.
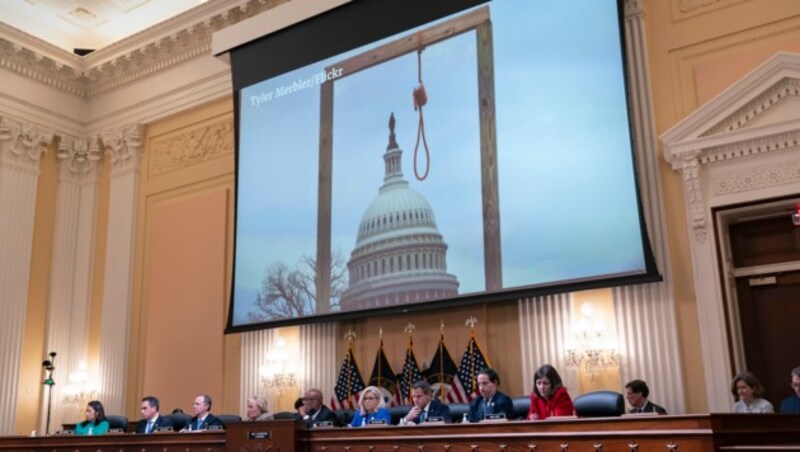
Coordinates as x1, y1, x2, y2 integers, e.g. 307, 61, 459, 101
259, 337, 297, 397
565, 303, 619, 380
63, 362, 98, 411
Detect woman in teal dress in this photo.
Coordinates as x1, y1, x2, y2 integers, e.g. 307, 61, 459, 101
74, 400, 110, 435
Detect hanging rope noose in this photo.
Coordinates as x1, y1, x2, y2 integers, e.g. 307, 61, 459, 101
413, 34, 430, 181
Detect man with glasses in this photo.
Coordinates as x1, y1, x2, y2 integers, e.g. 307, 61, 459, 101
779, 367, 800, 413
298, 388, 340, 426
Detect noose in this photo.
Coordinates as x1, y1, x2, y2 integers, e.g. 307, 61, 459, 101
413, 36, 430, 181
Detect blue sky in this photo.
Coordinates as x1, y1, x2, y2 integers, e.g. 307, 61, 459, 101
233, 0, 645, 326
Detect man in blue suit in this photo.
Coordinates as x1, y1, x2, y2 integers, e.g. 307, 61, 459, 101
467, 368, 514, 422
780, 367, 800, 413
400, 380, 452, 425
135, 396, 174, 434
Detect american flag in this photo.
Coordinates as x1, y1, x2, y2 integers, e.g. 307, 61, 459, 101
449, 335, 491, 403
368, 340, 402, 407
331, 348, 366, 410
398, 339, 424, 405
424, 334, 459, 402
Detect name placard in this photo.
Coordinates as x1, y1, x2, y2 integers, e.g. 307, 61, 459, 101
248, 431, 272, 440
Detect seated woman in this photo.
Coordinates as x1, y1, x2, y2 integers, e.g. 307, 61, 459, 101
527, 364, 575, 420
245, 395, 273, 421
349, 386, 392, 427
75, 400, 110, 435
731, 371, 774, 413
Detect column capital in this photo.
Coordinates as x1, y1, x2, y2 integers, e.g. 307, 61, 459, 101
0, 117, 53, 170
101, 124, 144, 175
56, 136, 103, 182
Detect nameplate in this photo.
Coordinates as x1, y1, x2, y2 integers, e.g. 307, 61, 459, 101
482, 413, 507, 423
424, 416, 444, 424
313, 421, 334, 428
55, 430, 74, 435
155, 426, 174, 432
248, 431, 272, 440
107, 428, 125, 434
367, 419, 387, 426
208, 424, 224, 430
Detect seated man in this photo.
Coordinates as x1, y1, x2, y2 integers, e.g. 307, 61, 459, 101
184, 394, 223, 431
135, 396, 174, 434
467, 368, 514, 422
400, 380, 452, 425
625, 379, 667, 414
297, 388, 339, 427
779, 367, 800, 413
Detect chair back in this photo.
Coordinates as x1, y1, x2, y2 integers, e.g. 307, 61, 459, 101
271, 411, 297, 420
573, 390, 624, 417
164, 413, 191, 431
217, 414, 242, 426
512, 396, 531, 420
106, 415, 128, 431
447, 403, 469, 423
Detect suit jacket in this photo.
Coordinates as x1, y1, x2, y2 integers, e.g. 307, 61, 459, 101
406, 399, 453, 424
467, 391, 514, 422
630, 401, 667, 415
349, 407, 392, 427
187, 413, 223, 430
297, 405, 340, 427
780, 395, 800, 413
135, 414, 174, 434
528, 386, 575, 420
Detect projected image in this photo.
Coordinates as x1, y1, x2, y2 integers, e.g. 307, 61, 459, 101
232, 0, 650, 328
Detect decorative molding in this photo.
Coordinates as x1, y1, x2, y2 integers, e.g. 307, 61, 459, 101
56, 136, 103, 179
149, 117, 233, 175
711, 159, 800, 196
680, 154, 707, 242
102, 124, 143, 174
678, 0, 723, 13
699, 130, 800, 165
0, 117, 52, 168
0, 0, 288, 99
702, 78, 800, 137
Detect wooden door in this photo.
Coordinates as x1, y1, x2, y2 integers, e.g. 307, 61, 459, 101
730, 216, 800, 407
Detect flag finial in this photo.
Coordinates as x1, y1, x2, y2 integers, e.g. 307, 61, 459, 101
404, 322, 416, 335
440, 320, 445, 334
379, 326, 383, 340
465, 316, 478, 329
344, 329, 357, 343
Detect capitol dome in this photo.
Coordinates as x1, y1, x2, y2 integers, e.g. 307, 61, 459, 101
341, 114, 459, 311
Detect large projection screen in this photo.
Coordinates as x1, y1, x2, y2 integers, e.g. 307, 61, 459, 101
226, 0, 660, 332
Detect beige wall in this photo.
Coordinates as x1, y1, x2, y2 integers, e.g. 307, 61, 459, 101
643, 0, 800, 412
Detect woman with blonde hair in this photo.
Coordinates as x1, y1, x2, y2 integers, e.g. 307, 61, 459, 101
349, 386, 391, 427
245, 395, 273, 421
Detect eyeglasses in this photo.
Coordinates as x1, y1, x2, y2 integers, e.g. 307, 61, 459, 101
362, 396, 379, 401
791, 383, 800, 389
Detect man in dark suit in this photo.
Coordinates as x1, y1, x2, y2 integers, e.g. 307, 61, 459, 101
625, 380, 667, 414
400, 380, 452, 425
183, 394, 223, 431
135, 396, 174, 434
467, 368, 514, 422
298, 388, 340, 427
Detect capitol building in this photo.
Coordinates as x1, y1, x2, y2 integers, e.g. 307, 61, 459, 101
340, 114, 459, 310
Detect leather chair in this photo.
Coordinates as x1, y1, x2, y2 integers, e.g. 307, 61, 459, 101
271, 411, 297, 420
573, 390, 625, 417
106, 415, 128, 431
447, 403, 469, 423
335, 409, 355, 425
512, 396, 531, 420
164, 413, 191, 431
216, 414, 242, 426
389, 405, 411, 425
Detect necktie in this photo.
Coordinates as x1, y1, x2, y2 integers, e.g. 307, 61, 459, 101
419, 410, 426, 423
146, 420, 154, 434
196, 418, 202, 430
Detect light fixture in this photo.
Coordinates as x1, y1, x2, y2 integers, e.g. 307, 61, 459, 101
63, 362, 98, 413
259, 337, 297, 397
565, 303, 619, 380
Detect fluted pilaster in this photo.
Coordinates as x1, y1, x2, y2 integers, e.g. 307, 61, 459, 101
240, 329, 277, 412
39, 136, 103, 430
97, 124, 143, 414
518, 294, 576, 392
300, 323, 338, 401
0, 116, 50, 434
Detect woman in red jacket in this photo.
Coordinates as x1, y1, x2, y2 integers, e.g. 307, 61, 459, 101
527, 364, 575, 420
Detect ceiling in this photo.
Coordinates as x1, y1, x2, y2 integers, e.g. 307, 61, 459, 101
0, 0, 208, 54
